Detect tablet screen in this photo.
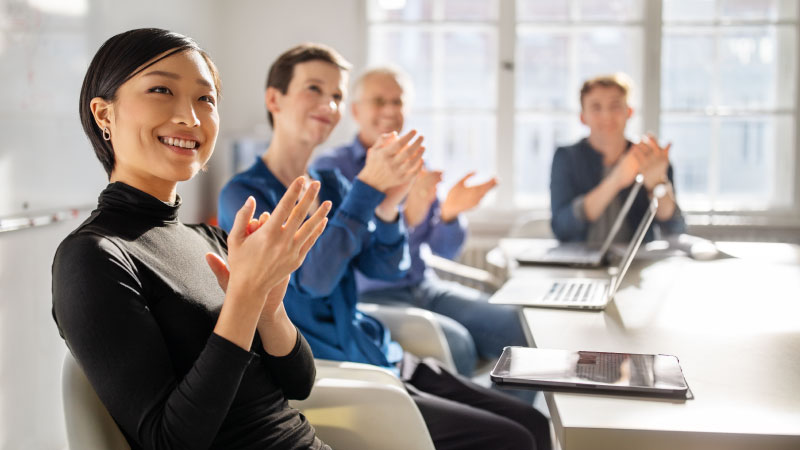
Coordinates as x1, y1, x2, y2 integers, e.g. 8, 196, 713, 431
491, 347, 688, 395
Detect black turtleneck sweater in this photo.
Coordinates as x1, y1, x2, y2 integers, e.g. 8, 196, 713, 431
52, 182, 323, 450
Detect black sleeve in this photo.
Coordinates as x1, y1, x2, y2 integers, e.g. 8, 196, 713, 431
52, 233, 253, 450
261, 330, 317, 400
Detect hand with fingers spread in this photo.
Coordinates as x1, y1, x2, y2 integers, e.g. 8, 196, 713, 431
209, 176, 331, 351
357, 129, 425, 221
226, 177, 331, 300
440, 173, 498, 223
404, 167, 443, 228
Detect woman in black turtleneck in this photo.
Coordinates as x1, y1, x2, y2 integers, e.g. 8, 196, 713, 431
51, 29, 331, 450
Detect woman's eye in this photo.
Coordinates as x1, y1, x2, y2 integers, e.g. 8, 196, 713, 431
199, 95, 216, 105
309, 85, 321, 93
149, 86, 171, 95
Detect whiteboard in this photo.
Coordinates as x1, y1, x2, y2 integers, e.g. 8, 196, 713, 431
0, 1, 108, 218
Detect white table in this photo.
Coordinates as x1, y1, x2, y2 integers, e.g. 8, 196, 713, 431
492, 241, 800, 450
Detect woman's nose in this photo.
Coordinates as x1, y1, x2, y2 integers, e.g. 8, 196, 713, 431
173, 99, 200, 127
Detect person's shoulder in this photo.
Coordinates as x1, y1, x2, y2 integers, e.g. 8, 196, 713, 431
311, 167, 352, 194
54, 224, 130, 273
555, 138, 589, 156
313, 143, 357, 169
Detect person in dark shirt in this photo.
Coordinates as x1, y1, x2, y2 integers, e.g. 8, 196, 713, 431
550, 73, 686, 243
218, 43, 551, 450
51, 28, 331, 450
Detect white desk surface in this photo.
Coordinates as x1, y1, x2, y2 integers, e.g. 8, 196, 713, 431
494, 241, 800, 450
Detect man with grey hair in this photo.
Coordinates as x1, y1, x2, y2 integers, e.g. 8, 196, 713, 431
313, 66, 529, 377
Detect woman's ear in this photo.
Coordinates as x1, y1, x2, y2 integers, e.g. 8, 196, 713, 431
90, 97, 114, 133
265, 87, 281, 118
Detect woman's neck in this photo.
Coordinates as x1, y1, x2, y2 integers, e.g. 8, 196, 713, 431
262, 128, 315, 187
109, 171, 178, 203
587, 134, 628, 167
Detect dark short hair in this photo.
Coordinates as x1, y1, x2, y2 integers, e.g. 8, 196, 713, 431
579, 73, 632, 109
265, 43, 351, 128
79, 28, 221, 178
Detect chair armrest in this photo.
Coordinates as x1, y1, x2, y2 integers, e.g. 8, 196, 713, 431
358, 302, 456, 371
423, 253, 502, 293
290, 360, 435, 450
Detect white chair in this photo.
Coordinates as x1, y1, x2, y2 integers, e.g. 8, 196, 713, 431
358, 302, 456, 371
62, 338, 437, 450
61, 351, 130, 450
290, 359, 435, 450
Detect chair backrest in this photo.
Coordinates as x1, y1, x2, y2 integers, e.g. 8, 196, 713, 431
291, 359, 436, 450
61, 351, 130, 450
62, 353, 434, 450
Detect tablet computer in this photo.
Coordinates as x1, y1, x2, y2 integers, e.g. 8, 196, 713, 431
490, 347, 689, 398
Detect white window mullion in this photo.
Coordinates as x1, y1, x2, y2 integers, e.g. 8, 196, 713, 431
642, 0, 663, 137
495, 0, 515, 208
794, 4, 800, 212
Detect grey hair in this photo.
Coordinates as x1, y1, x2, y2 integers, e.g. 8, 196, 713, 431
351, 65, 414, 106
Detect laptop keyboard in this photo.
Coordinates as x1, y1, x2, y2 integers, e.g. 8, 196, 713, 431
543, 280, 606, 304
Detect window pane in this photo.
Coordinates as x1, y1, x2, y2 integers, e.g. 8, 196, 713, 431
443, 0, 498, 21
368, 28, 434, 109
517, 27, 642, 111
664, 0, 798, 22
514, 115, 582, 205
575, 28, 643, 108
407, 113, 497, 191
660, 117, 712, 203
368, 0, 434, 21
719, 0, 798, 21
717, 116, 793, 208
516, 30, 570, 109
718, 26, 796, 110
442, 29, 497, 108
663, 0, 716, 22
516, 0, 569, 21
576, 0, 643, 21
661, 29, 714, 110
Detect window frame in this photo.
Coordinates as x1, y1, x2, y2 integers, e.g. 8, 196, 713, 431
364, 0, 800, 227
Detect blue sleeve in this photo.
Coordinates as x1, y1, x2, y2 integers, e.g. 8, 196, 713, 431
293, 179, 409, 297
425, 197, 467, 260
550, 147, 588, 242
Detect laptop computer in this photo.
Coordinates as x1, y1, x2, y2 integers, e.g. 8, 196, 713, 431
490, 347, 689, 399
514, 174, 644, 268
489, 193, 658, 310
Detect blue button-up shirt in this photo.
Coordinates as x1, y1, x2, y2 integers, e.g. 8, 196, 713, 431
218, 157, 407, 368
550, 138, 687, 243
313, 136, 468, 293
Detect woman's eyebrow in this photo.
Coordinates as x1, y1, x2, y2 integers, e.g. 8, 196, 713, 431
143, 70, 212, 88
143, 70, 180, 80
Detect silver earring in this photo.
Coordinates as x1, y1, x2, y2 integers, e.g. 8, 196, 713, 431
102, 127, 111, 141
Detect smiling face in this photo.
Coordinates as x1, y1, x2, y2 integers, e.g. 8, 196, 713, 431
352, 73, 406, 148
267, 60, 346, 148
580, 85, 632, 143
91, 49, 219, 198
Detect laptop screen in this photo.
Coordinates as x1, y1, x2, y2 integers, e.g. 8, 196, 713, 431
597, 174, 644, 256
610, 195, 659, 295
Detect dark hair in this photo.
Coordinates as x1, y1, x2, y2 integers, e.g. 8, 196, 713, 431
265, 43, 351, 128
79, 28, 221, 177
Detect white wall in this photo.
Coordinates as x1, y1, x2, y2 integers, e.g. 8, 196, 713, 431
0, 1, 364, 448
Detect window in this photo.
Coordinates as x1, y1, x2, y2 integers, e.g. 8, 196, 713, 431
366, 0, 800, 215
661, 0, 798, 211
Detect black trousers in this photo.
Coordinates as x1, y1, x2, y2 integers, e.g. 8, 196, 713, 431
402, 354, 552, 450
